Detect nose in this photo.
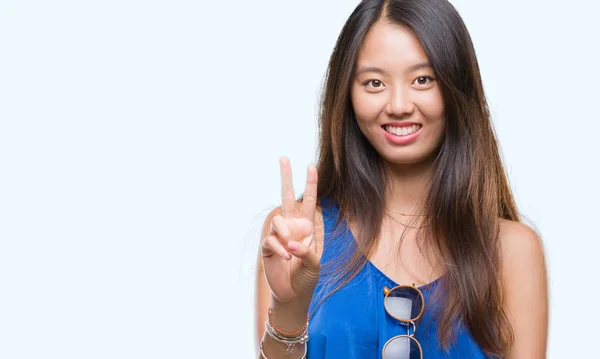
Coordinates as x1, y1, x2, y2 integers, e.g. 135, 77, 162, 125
385, 86, 415, 117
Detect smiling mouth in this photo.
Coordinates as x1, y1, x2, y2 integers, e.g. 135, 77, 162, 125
383, 124, 422, 136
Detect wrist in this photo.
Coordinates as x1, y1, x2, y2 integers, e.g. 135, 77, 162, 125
268, 300, 310, 334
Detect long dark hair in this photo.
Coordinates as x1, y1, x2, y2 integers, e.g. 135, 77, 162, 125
309, 0, 518, 357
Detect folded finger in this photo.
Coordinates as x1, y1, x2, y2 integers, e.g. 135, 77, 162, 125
261, 235, 291, 260
270, 215, 292, 243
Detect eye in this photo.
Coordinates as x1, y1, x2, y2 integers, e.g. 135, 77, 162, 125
413, 76, 435, 86
364, 79, 385, 88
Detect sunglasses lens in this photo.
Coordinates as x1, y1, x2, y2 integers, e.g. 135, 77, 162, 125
384, 286, 423, 322
382, 336, 422, 359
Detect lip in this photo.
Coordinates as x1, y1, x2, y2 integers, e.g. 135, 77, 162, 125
381, 124, 422, 145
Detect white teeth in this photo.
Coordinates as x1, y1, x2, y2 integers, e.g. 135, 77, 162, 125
385, 124, 421, 136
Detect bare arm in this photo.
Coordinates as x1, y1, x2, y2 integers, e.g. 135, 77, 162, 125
500, 219, 549, 358
255, 215, 311, 357
254, 158, 321, 358
255, 206, 279, 347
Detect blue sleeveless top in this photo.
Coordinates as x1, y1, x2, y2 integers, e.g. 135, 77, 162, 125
307, 197, 490, 358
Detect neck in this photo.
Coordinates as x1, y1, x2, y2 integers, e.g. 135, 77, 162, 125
383, 156, 436, 216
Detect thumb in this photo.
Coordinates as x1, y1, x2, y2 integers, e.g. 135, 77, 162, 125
288, 239, 320, 272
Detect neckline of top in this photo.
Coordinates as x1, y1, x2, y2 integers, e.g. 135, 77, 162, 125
321, 197, 444, 291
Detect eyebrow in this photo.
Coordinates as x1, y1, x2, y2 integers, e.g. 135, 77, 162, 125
355, 62, 432, 76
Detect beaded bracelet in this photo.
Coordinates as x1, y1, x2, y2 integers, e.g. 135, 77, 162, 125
265, 318, 309, 352
267, 307, 309, 338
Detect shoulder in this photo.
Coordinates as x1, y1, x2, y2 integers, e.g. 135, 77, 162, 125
498, 218, 546, 270
497, 218, 547, 286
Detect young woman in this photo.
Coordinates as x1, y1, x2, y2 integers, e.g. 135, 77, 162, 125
255, 0, 548, 358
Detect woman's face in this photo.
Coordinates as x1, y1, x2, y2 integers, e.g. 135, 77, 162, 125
351, 21, 446, 166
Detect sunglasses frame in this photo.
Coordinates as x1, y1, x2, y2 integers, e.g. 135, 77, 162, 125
381, 284, 425, 359
382, 334, 423, 359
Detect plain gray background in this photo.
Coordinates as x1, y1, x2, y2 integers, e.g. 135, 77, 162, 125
1, 0, 598, 358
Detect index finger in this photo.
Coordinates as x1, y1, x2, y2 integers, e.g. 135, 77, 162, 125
280, 157, 296, 218
301, 164, 318, 220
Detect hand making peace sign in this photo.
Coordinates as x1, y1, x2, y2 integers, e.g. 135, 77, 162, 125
260, 157, 321, 305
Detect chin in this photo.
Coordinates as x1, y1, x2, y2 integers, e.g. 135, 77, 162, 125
385, 156, 428, 166
380, 147, 439, 166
